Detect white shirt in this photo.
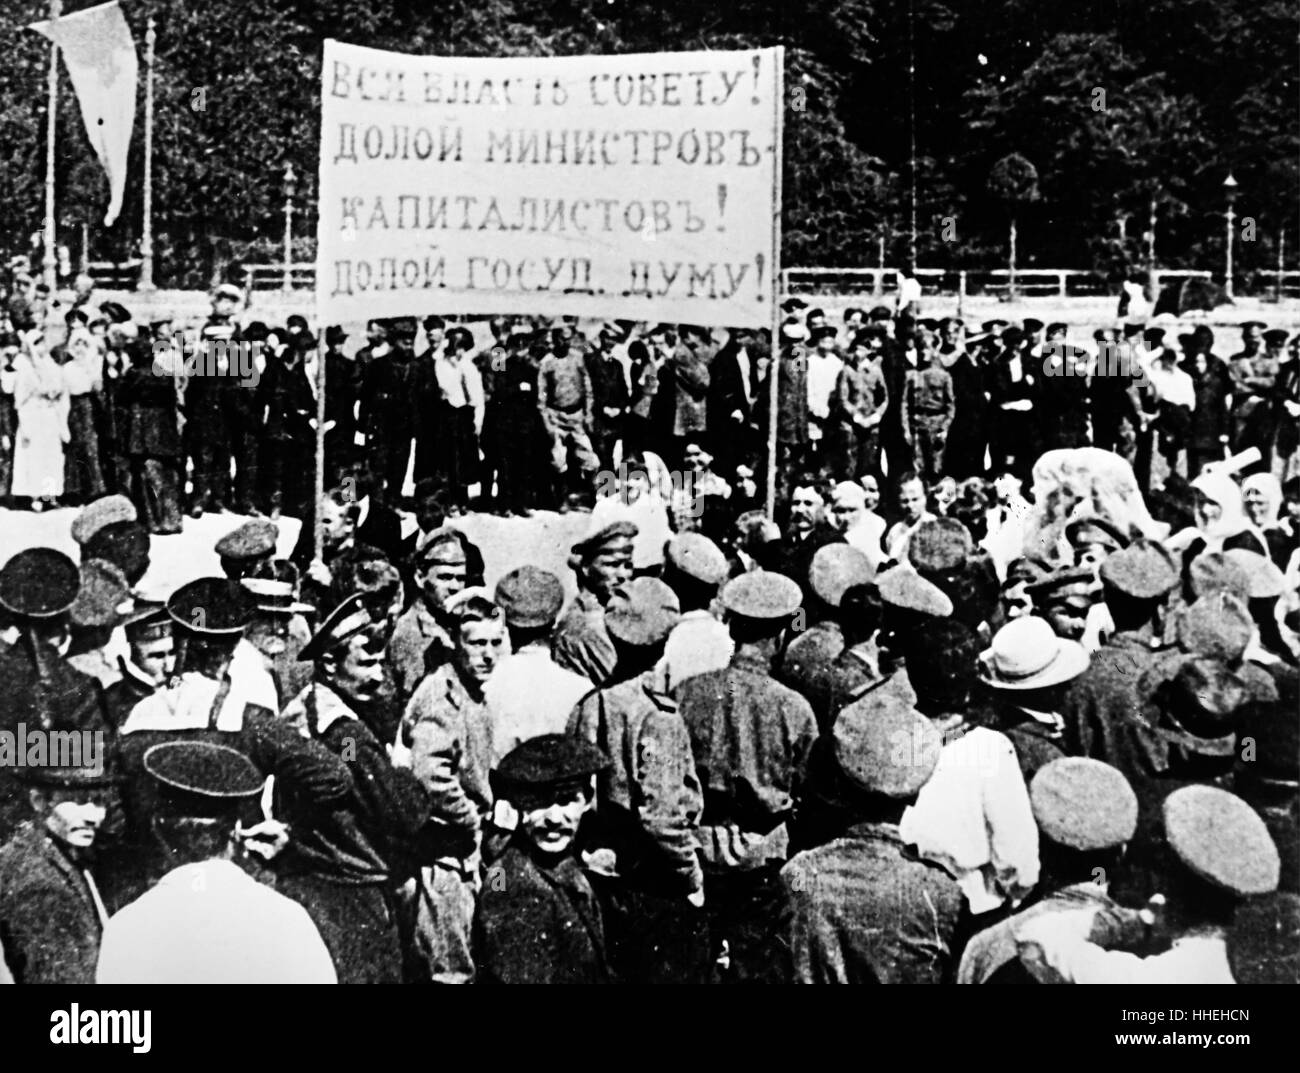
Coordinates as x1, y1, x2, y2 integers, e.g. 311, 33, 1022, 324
96, 859, 337, 984
230, 638, 282, 713
884, 512, 936, 564
1146, 361, 1196, 410
484, 646, 594, 763
900, 726, 1040, 915
806, 351, 844, 421
1016, 911, 1233, 984
589, 492, 672, 571
844, 513, 887, 570
119, 670, 270, 734
661, 610, 735, 690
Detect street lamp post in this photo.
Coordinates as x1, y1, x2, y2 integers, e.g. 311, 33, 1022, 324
282, 163, 297, 293
1223, 174, 1238, 301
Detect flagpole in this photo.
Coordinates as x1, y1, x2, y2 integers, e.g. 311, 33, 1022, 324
44, 0, 62, 296
138, 14, 156, 291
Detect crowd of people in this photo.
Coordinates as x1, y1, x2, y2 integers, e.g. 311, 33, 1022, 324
0, 270, 1298, 985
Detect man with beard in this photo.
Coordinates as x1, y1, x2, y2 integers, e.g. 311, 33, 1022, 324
278, 594, 430, 984
0, 757, 119, 983
553, 521, 636, 686
397, 593, 507, 984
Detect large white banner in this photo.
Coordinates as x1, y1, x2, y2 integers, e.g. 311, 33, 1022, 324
317, 42, 782, 328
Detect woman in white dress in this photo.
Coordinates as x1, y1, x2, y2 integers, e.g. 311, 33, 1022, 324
10, 328, 70, 510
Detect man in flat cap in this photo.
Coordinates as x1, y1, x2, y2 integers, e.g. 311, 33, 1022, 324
97, 740, 338, 983
1016, 784, 1280, 983
397, 593, 506, 983
0, 755, 118, 983
475, 735, 612, 984
779, 694, 962, 983
569, 578, 708, 983
958, 758, 1148, 984
1061, 538, 1178, 767
0, 548, 111, 843
387, 527, 472, 702
675, 570, 818, 982
485, 566, 592, 760
553, 520, 636, 686
214, 517, 280, 581
585, 323, 631, 474
660, 533, 734, 690
277, 594, 429, 984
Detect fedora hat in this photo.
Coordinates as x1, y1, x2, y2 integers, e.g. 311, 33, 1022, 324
979, 615, 1089, 691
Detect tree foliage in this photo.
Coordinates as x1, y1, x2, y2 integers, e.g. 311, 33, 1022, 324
0, 0, 1293, 286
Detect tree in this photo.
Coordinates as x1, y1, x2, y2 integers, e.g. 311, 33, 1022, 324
987, 153, 1038, 299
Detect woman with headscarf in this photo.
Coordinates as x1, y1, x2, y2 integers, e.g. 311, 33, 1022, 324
10, 328, 70, 510
1168, 470, 1268, 568
1242, 472, 1295, 570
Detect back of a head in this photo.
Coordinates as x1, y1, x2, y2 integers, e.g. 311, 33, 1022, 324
905, 618, 980, 712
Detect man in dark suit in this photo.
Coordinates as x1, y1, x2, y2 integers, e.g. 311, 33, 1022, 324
0, 760, 118, 983
358, 318, 417, 505
322, 325, 362, 487
257, 329, 318, 520
708, 326, 763, 482
585, 323, 631, 474
120, 328, 183, 534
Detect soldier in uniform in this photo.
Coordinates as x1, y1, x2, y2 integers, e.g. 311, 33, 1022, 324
675, 570, 818, 982
1061, 539, 1180, 767
397, 593, 507, 984
113, 579, 353, 890
96, 741, 338, 983
278, 595, 430, 984
387, 527, 471, 702
553, 520, 636, 686
214, 517, 280, 581
1015, 785, 1280, 983
0, 755, 119, 983
103, 607, 173, 731
779, 693, 963, 984
569, 579, 709, 984
538, 334, 600, 509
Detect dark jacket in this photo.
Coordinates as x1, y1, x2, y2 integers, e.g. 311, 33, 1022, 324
0, 822, 103, 984
119, 362, 182, 459
779, 820, 964, 984
474, 838, 610, 984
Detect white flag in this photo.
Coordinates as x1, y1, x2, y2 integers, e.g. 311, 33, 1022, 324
30, 1, 138, 226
